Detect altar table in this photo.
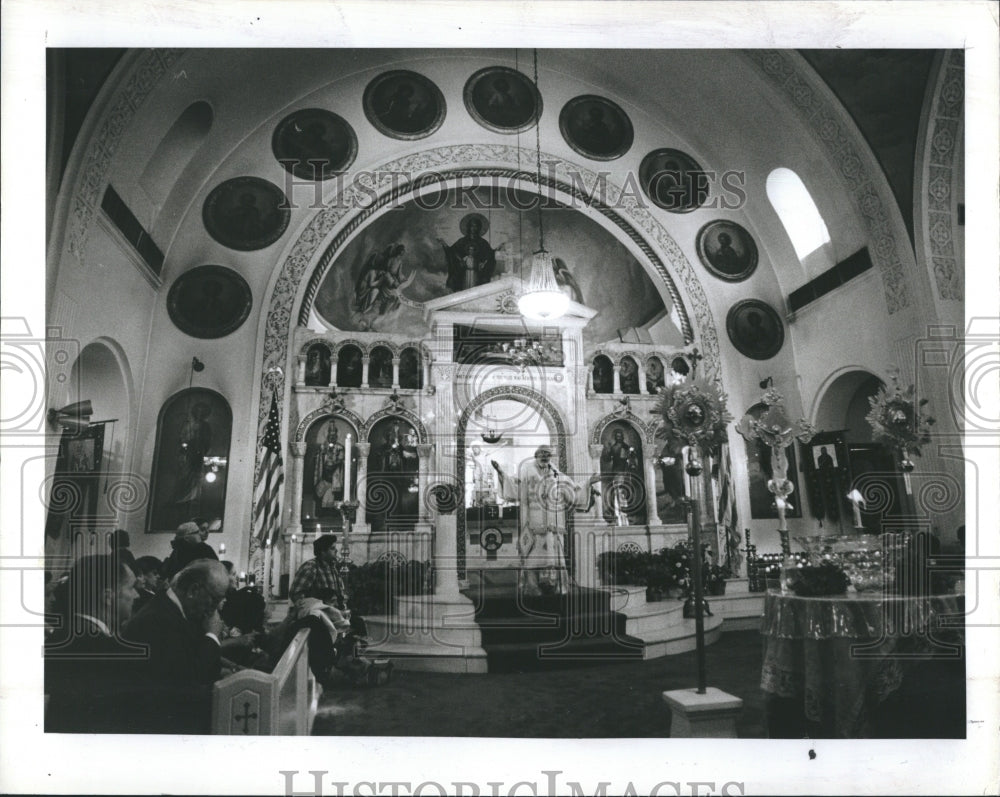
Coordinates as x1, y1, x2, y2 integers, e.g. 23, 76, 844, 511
759, 589, 963, 737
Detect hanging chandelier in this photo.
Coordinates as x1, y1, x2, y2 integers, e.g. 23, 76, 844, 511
517, 49, 570, 322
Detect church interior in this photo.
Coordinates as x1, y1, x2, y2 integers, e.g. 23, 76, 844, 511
39, 46, 971, 741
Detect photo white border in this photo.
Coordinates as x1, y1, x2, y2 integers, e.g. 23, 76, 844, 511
2, 2, 998, 795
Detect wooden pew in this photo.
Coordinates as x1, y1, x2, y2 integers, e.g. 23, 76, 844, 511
211, 628, 320, 735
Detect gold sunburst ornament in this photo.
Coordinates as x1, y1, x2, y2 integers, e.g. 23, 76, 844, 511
653, 378, 732, 455
865, 369, 935, 462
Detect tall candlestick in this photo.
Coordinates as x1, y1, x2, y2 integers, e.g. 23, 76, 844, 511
263, 537, 272, 597
847, 489, 865, 529
344, 434, 353, 501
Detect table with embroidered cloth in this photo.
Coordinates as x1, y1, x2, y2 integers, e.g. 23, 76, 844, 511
759, 589, 964, 737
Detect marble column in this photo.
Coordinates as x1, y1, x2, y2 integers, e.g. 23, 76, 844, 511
296, 355, 306, 385
416, 443, 434, 521
355, 441, 370, 530
645, 454, 662, 526
361, 355, 370, 387
588, 443, 606, 522
433, 513, 462, 598
391, 357, 401, 390
421, 356, 431, 390
289, 442, 307, 526
612, 365, 621, 394
330, 356, 338, 388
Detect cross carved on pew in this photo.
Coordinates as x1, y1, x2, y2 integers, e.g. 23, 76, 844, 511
235, 701, 258, 734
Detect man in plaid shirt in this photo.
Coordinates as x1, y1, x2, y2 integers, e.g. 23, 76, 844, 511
289, 534, 347, 607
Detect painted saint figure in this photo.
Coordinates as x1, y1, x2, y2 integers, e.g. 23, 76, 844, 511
439, 214, 502, 293
600, 428, 642, 525
314, 423, 346, 512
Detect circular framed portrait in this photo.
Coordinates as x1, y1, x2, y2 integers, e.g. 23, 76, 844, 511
639, 148, 710, 213
363, 70, 446, 140
464, 66, 542, 134
696, 219, 759, 282
559, 95, 634, 161
726, 299, 784, 360
202, 176, 291, 251
167, 265, 253, 339
271, 108, 358, 181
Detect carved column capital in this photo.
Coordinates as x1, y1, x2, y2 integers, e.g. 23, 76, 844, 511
416, 444, 435, 458
291, 441, 308, 458
356, 442, 371, 458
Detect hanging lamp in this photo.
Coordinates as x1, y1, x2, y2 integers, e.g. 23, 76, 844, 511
517, 49, 570, 322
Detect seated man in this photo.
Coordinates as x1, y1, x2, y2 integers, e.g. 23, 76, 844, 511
45, 554, 146, 733
162, 521, 218, 580
123, 559, 229, 733
287, 535, 390, 687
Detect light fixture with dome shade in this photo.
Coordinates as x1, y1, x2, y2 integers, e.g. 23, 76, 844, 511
517, 50, 570, 323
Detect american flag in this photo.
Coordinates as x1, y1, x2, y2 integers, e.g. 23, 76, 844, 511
717, 443, 742, 575
252, 393, 285, 543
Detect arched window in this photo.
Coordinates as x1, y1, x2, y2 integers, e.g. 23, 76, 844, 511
140, 101, 214, 211
619, 356, 640, 395
148, 388, 232, 532
399, 347, 422, 390
766, 168, 832, 262
336, 344, 363, 387
644, 356, 665, 394
369, 346, 393, 388
670, 356, 690, 382
304, 342, 331, 386
592, 355, 613, 394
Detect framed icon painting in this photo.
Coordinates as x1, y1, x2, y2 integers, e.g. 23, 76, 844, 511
697, 219, 759, 282
726, 299, 784, 360
364, 70, 446, 140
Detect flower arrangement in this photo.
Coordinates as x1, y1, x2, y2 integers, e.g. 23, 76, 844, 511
653, 378, 732, 455
865, 369, 935, 456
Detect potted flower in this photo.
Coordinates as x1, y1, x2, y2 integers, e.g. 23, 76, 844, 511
705, 563, 730, 596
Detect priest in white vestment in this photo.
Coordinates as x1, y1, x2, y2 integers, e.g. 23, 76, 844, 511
506, 446, 596, 596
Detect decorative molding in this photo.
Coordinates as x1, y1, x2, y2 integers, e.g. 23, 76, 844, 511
298, 337, 336, 358
67, 49, 185, 262
362, 406, 429, 444
746, 50, 914, 314
294, 406, 365, 443
924, 50, 964, 301
591, 411, 658, 447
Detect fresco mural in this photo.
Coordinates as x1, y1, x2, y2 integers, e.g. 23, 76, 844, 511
313, 187, 670, 346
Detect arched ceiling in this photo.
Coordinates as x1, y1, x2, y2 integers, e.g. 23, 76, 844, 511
55, 48, 924, 310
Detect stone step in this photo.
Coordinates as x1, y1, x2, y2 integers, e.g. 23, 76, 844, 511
710, 590, 765, 632
619, 599, 686, 635
633, 615, 725, 659
363, 640, 489, 673
366, 611, 482, 648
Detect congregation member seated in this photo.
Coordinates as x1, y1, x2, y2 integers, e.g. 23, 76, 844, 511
45, 554, 145, 733
218, 586, 270, 670
131, 555, 164, 614
287, 535, 391, 687
107, 528, 137, 573
124, 559, 229, 733
162, 521, 218, 580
